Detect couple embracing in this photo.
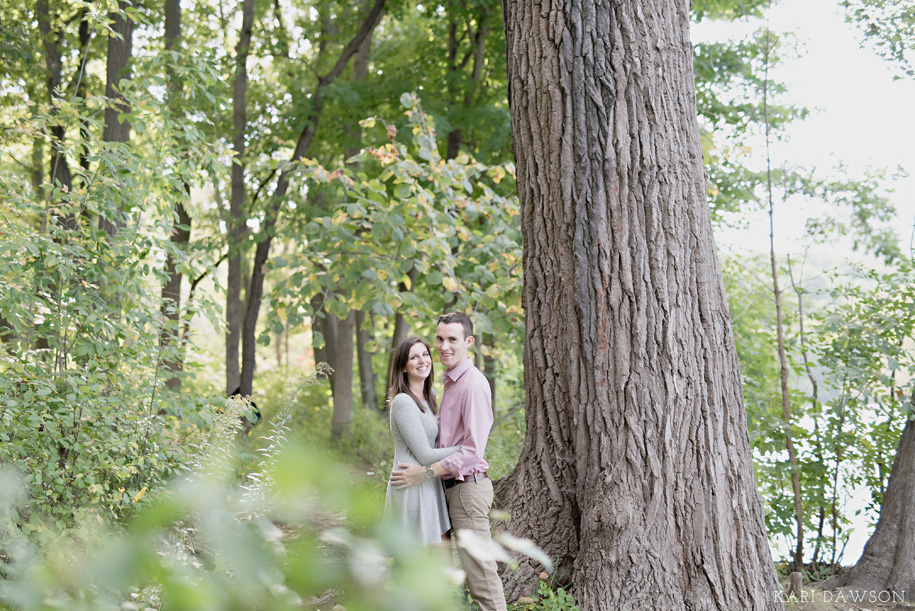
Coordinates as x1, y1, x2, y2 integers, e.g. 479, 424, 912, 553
385, 311, 507, 611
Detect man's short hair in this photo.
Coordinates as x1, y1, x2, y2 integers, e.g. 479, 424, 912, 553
438, 311, 474, 339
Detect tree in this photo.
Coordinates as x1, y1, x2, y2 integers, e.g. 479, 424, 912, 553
237, 0, 386, 397
225, 0, 255, 396
99, 0, 135, 236
496, 1, 782, 608
159, 0, 192, 390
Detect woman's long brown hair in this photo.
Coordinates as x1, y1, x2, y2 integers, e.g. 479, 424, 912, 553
388, 336, 438, 414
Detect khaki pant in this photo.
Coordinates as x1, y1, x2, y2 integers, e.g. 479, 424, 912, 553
444, 478, 507, 611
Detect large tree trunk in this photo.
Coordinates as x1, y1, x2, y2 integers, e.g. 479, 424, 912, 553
497, 1, 782, 609
827, 413, 915, 599
331, 310, 355, 442
99, 0, 135, 236
226, 0, 255, 395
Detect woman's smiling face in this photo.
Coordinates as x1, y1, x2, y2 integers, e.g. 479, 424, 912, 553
404, 341, 432, 384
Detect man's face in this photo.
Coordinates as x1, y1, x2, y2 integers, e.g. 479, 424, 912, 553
435, 322, 473, 369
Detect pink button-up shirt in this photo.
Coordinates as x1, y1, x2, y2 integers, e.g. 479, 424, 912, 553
437, 357, 492, 481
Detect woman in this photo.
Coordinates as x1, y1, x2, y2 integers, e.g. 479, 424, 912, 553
384, 336, 459, 546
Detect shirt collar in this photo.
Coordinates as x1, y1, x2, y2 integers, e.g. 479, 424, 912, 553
444, 357, 473, 382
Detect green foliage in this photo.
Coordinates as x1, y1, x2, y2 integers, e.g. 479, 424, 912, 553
264, 94, 523, 390
812, 266, 915, 513
2, 0, 912, 590
0, 370, 553, 611
726, 251, 915, 566
691, 0, 769, 22
0, 30, 226, 545
800, 166, 905, 264
843, 0, 915, 79
509, 581, 580, 611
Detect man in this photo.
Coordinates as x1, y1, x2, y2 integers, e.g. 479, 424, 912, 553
390, 312, 507, 611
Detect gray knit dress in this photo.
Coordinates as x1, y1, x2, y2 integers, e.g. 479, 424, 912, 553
384, 393, 460, 546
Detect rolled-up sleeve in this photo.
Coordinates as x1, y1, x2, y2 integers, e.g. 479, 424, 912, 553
439, 382, 492, 480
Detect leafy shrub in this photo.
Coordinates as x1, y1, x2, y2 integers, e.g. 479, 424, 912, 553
509, 580, 580, 611
0, 373, 550, 611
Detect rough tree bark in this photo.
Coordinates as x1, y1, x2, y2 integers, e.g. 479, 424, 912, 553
496, 1, 782, 609
826, 409, 915, 600
226, 0, 255, 395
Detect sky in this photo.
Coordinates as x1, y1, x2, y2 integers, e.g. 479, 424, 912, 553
694, 0, 915, 565
694, 0, 915, 257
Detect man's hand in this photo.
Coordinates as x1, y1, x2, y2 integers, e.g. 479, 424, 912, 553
390, 463, 425, 489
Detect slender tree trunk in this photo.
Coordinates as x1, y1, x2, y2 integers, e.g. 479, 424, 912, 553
324, 313, 338, 380
275, 329, 284, 367
160, 197, 190, 390
484, 340, 497, 413
496, 1, 782, 608
310, 294, 332, 372
331, 310, 355, 442
77, 12, 91, 179
355, 309, 378, 412
444, 4, 492, 159
226, 0, 255, 395
762, 26, 804, 572
239, 0, 386, 397
789, 256, 828, 568
160, 0, 191, 390
827, 408, 915, 599
309, 291, 338, 391
99, 0, 135, 236
36, 0, 73, 211
31, 132, 44, 202
347, 11, 376, 412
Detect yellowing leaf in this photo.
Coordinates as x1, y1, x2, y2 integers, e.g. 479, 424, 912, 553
332, 211, 348, 225
133, 487, 147, 503
402, 274, 412, 290
443, 276, 458, 293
